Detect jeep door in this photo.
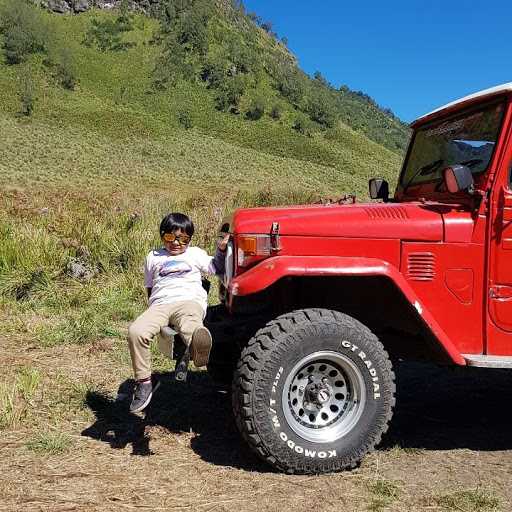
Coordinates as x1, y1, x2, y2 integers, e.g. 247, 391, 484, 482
488, 105, 512, 354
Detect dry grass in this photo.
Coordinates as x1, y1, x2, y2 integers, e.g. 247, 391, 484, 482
26, 431, 74, 455
431, 488, 501, 511
0, 366, 41, 430
1, 333, 511, 512
366, 478, 401, 511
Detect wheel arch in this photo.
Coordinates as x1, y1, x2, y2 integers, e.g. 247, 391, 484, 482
228, 256, 465, 365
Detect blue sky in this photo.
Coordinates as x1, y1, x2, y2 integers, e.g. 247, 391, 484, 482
242, 0, 511, 123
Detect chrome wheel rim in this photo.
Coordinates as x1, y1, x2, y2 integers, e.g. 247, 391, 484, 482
282, 350, 366, 443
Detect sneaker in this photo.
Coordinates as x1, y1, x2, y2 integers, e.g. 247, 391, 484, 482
129, 380, 160, 413
190, 326, 212, 368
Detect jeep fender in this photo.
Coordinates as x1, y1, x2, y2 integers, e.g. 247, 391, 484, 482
228, 256, 466, 365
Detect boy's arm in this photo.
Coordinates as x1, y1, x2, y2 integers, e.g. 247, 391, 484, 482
210, 247, 226, 275
197, 234, 230, 275
212, 232, 230, 274
144, 253, 153, 298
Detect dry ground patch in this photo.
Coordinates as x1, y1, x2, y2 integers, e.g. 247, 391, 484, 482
1, 332, 511, 512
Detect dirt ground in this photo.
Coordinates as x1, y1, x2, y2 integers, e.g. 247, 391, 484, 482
2, 334, 512, 512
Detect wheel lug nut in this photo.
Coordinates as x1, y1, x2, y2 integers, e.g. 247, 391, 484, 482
322, 377, 328, 384
298, 386, 304, 394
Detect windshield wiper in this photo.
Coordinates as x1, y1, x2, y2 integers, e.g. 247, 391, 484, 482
402, 159, 444, 195
460, 158, 483, 168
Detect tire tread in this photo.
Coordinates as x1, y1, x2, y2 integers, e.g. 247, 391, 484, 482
232, 308, 396, 474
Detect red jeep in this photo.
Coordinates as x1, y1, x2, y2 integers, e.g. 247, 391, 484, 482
208, 83, 512, 474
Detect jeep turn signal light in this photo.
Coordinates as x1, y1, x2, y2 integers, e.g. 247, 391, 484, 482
237, 235, 271, 268
238, 236, 258, 254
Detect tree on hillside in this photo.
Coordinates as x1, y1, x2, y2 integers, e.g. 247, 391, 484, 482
260, 20, 272, 34
158, 0, 212, 55
293, 112, 315, 136
313, 71, 329, 88
117, 0, 134, 32
0, 0, 49, 64
247, 12, 262, 25
306, 88, 337, 129
154, 0, 212, 87
246, 95, 266, 120
214, 74, 247, 113
83, 11, 135, 53
276, 66, 306, 106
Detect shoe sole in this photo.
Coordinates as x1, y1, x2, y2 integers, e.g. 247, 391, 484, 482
130, 381, 160, 414
191, 327, 212, 368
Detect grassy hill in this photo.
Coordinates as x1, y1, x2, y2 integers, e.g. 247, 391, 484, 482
0, 1, 406, 348
0, 1, 406, 196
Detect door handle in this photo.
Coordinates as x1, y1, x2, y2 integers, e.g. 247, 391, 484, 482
490, 286, 512, 300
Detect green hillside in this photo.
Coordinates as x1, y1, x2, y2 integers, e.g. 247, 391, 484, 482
0, 0, 406, 197
0, 0, 407, 348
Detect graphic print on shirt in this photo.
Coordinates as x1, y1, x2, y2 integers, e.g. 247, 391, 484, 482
158, 259, 193, 278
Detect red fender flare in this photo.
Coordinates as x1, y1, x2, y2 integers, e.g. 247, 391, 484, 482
228, 256, 465, 365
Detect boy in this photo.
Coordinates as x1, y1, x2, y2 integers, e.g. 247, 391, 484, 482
128, 212, 229, 413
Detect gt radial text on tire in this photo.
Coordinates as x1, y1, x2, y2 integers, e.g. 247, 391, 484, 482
232, 308, 396, 474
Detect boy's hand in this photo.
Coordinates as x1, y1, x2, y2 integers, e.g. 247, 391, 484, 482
217, 232, 230, 252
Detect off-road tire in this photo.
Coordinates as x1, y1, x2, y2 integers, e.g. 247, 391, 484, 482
232, 308, 395, 474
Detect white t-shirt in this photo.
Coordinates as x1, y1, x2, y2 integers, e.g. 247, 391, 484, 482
144, 246, 215, 311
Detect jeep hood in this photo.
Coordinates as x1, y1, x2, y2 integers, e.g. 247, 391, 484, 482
231, 203, 443, 241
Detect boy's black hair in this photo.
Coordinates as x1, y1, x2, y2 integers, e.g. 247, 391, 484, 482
159, 212, 194, 238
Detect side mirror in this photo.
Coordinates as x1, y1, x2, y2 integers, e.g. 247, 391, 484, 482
369, 178, 389, 201
443, 165, 474, 193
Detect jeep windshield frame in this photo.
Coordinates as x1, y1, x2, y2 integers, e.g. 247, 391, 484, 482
398, 99, 506, 196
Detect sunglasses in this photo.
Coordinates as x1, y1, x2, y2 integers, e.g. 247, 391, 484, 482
162, 233, 191, 245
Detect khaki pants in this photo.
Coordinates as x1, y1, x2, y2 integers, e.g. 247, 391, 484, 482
128, 300, 204, 381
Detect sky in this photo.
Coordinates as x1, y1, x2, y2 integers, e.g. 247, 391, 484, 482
242, 0, 512, 123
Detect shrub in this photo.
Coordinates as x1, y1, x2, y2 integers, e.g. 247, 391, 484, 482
3, 25, 33, 65
18, 68, 36, 117
246, 96, 265, 120
306, 90, 337, 129
260, 21, 272, 33
276, 67, 305, 106
293, 113, 315, 136
153, 35, 190, 88
158, 0, 212, 56
83, 16, 135, 52
200, 55, 227, 88
52, 47, 77, 90
117, 0, 134, 33
270, 103, 283, 120
0, 0, 49, 64
177, 109, 193, 129
214, 75, 247, 113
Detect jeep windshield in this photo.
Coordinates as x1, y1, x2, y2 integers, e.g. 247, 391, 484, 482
401, 101, 506, 193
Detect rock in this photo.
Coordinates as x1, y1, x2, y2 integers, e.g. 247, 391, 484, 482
40, 0, 161, 14
72, 0, 90, 12
47, 0, 72, 13
66, 257, 97, 281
